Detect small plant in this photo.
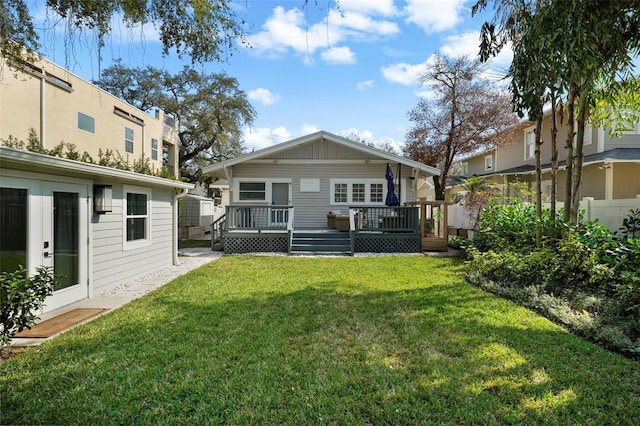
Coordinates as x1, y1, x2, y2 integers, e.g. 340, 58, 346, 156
618, 208, 640, 240
1, 266, 58, 346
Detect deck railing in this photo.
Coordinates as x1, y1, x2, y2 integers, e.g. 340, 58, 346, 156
225, 205, 294, 231
350, 206, 419, 232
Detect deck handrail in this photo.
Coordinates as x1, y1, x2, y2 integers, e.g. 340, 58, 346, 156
225, 205, 293, 231
210, 214, 226, 246
349, 206, 419, 232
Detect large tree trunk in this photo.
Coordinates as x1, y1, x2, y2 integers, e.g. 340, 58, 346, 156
563, 88, 576, 223
550, 96, 559, 222
433, 175, 445, 201
534, 115, 543, 248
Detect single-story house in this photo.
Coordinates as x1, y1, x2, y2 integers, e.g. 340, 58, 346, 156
0, 147, 194, 313
202, 131, 443, 255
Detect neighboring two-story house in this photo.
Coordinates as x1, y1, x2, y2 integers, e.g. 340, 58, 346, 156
455, 114, 640, 201
1, 56, 178, 176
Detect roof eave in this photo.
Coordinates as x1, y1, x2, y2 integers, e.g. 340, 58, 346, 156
0, 147, 194, 190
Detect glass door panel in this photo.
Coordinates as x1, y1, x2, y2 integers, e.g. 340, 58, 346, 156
53, 191, 79, 290
0, 188, 28, 274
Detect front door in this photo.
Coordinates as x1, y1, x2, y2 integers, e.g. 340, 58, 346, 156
270, 182, 290, 225
41, 182, 88, 311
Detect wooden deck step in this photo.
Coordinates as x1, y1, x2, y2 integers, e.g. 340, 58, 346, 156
290, 230, 351, 256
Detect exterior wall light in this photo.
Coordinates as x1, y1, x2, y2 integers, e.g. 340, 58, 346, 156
94, 184, 113, 214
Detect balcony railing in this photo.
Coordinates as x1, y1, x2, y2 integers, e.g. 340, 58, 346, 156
350, 206, 419, 232
225, 205, 294, 231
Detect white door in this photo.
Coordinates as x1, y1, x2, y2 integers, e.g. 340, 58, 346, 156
270, 182, 290, 225
41, 182, 88, 311
0, 178, 88, 312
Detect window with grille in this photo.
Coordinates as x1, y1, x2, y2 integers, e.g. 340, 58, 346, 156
125, 127, 134, 153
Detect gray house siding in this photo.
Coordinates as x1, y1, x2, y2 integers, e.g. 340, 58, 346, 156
231, 162, 416, 228
265, 138, 383, 161
92, 182, 174, 294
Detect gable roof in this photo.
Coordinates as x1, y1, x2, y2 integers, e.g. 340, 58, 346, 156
202, 131, 440, 178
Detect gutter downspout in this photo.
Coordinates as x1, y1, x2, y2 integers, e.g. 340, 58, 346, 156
173, 187, 190, 265
41, 72, 46, 148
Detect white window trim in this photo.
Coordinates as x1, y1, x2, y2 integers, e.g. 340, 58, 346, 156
524, 126, 535, 160
125, 127, 134, 154
484, 155, 493, 171
232, 178, 292, 204
329, 179, 389, 206
151, 138, 158, 161
123, 185, 152, 251
574, 125, 593, 146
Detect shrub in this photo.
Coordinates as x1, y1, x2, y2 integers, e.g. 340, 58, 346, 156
0, 266, 58, 346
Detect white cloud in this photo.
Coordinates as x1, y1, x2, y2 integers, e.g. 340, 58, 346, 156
248, 88, 281, 106
246, 5, 399, 63
300, 124, 321, 135
380, 57, 435, 85
439, 31, 482, 59
243, 126, 291, 151
404, 0, 467, 33
439, 31, 513, 81
338, 0, 398, 16
357, 80, 374, 90
321, 46, 356, 64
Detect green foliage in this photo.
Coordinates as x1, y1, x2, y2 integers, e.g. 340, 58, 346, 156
2, 0, 246, 68
618, 208, 640, 240
94, 64, 255, 186
467, 201, 640, 356
1, 130, 178, 181
0, 266, 58, 346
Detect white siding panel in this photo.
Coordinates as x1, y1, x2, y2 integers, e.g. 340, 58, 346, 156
92, 184, 174, 294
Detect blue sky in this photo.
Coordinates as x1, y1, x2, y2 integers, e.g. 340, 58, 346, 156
35, 0, 512, 153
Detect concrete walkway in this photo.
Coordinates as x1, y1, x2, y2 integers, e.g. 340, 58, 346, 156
11, 248, 223, 347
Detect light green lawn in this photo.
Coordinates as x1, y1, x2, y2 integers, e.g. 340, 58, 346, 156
1, 256, 638, 425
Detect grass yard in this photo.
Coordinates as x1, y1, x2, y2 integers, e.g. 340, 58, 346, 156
1, 256, 639, 425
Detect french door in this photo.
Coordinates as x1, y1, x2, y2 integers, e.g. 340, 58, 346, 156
0, 177, 88, 312
41, 182, 88, 311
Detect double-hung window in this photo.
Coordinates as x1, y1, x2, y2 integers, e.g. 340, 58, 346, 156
485, 155, 493, 171
125, 127, 134, 153
123, 185, 151, 249
525, 128, 535, 159
151, 138, 158, 160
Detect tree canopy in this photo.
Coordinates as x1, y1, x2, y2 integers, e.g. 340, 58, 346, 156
404, 54, 519, 200
94, 64, 256, 186
474, 0, 640, 223
0, 0, 247, 69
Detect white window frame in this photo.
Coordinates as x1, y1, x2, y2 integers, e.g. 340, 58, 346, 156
329, 179, 389, 206
151, 138, 158, 160
123, 185, 151, 251
574, 125, 593, 146
370, 183, 384, 203
232, 178, 291, 204
125, 127, 134, 154
484, 155, 493, 171
524, 127, 535, 160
